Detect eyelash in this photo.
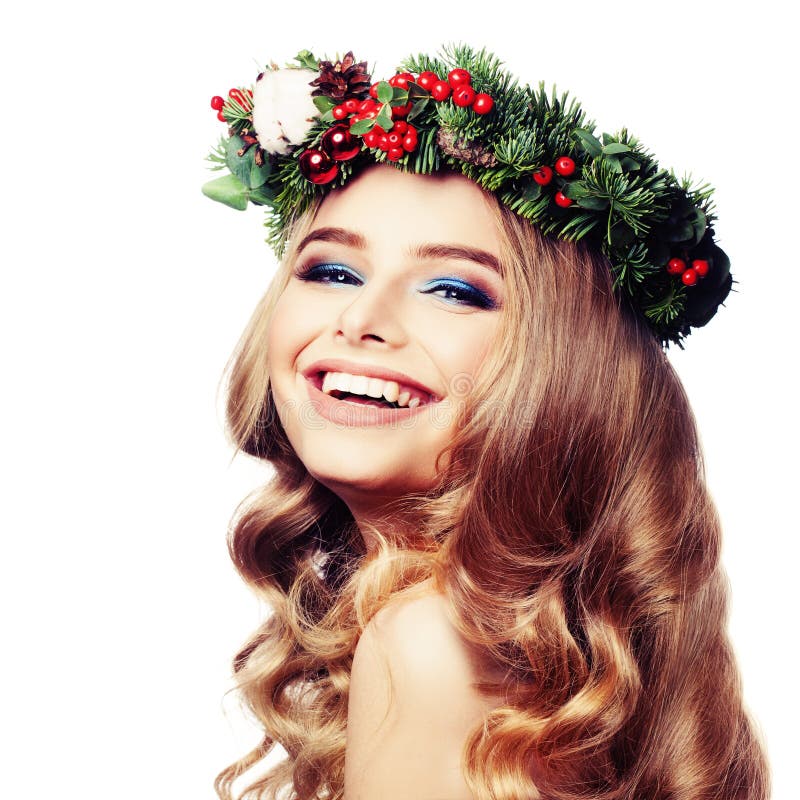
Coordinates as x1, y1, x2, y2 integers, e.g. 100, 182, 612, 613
293, 262, 498, 310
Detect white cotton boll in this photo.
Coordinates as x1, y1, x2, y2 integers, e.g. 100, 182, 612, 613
252, 68, 319, 155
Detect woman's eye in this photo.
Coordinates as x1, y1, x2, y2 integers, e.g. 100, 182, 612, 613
422, 281, 497, 310
294, 263, 361, 286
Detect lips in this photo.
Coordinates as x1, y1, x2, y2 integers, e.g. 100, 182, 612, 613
301, 358, 442, 404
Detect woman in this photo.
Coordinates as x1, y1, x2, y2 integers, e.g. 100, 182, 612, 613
205, 44, 771, 799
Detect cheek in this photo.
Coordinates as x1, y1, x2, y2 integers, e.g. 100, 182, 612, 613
428, 316, 500, 397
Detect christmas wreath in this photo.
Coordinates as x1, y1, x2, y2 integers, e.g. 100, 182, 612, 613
202, 43, 733, 348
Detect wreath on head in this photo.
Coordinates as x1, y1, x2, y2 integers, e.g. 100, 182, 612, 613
203, 43, 733, 349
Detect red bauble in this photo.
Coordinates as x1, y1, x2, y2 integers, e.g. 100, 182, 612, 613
692, 258, 710, 277
555, 156, 576, 176
417, 71, 439, 90
472, 93, 494, 114
321, 125, 361, 161
554, 191, 573, 208
343, 98, 359, 113
666, 257, 686, 276
332, 104, 348, 120
448, 68, 471, 88
452, 85, 476, 107
299, 149, 339, 184
387, 146, 405, 161
533, 166, 553, 186
431, 80, 452, 101
210, 95, 224, 111
216, 110, 226, 122
681, 268, 698, 286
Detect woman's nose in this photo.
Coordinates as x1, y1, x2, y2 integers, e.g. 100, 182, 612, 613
334, 277, 409, 347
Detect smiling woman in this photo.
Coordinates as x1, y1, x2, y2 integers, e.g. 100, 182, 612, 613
207, 44, 769, 800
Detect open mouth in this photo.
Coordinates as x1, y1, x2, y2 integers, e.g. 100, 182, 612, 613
305, 371, 439, 411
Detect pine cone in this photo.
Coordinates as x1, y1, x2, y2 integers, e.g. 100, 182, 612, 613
436, 128, 498, 168
310, 51, 371, 101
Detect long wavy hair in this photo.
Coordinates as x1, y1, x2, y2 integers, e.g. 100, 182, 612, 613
214, 184, 771, 800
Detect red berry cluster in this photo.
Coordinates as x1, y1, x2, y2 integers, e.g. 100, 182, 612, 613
337, 94, 419, 163
210, 88, 253, 123
532, 156, 577, 208
665, 257, 711, 287
416, 68, 495, 114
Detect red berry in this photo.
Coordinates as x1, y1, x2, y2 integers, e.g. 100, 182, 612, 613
392, 102, 412, 118
682, 268, 698, 286
692, 258, 710, 277
392, 120, 408, 135
452, 85, 476, 107
378, 135, 390, 152
389, 72, 414, 89
448, 68, 471, 88
666, 257, 686, 275
533, 166, 553, 186
417, 71, 439, 90
554, 191, 573, 208
332, 104, 348, 120
210, 95, 224, 111
216, 110, 226, 122
402, 133, 417, 152
387, 146, 405, 161
359, 99, 377, 113
343, 99, 359, 113
471, 93, 494, 114
431, 80, 452, 101
228, 88, 248, 109
386, 132, 402, 147
369, 82, 381, 99
372, 125, 387, 136
364, 130, 381, 148
348, 114, 364, 126
554, 156, 576, 177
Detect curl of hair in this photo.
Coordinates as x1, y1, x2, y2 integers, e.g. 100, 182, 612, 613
214, 185, 770, 800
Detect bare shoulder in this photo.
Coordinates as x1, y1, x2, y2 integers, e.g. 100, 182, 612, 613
344, 580, 506, 800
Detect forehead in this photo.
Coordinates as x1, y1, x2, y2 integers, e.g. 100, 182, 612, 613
310, 165, 501, 253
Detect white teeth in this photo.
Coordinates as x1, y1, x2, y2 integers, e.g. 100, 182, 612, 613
408, 397, 420, 409
397, 390, 411, 406
366, 377, 385, 398
350, 374, 369, 396
316, 370, 431, 408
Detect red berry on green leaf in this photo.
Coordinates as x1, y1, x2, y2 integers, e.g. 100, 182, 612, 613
452, 85, 476, 107
210, 95, 224, 111
431, 80, 452, 101
471, 93, 494, 114
448, 68, 471, 88
533, 166, 553, 186
555, 156, 576, 177
417, 71, 439, 90
692, 258, 710, 277
667, 257, 686, 275
682, 268, 698, 286
554, 191, 573, 208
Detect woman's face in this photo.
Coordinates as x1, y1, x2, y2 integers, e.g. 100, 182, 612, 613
267, 164, 505, 523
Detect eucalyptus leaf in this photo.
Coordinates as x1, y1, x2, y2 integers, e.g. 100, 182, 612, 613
573, 128, 602, 157
407, 98, 429, 122
249, 185, 276, 206
313, 96, 336, 113
603, 143, 631, 155
201, 174, 249, 211
377, 81, 393, 105
225, 136, 271, 189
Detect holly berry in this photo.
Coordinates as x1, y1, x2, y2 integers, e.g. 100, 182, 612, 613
554, 156, 576, 177
210, 95, 224, 111
452, 85, 476, 107
216, 110, 226, 122
471, 93, 494, 115
359, 99, 377, 113
389, 72, 415, 89
392, 102, 412, 118
417, 71, 439, 90
228, 88, 249, 109
299, 149, 339, 184
533, 166, 554, 186
692, 258, 710, 277
369, 82, 381, 99
682, 268, 698, 286
402, 133, 417, 152
387, 146, 405, 161
378, 134, 390, 152
321, 125, 361, 161
448, 68, 471, 88
431, 80, 452, 101
392, 120, 408, 135
332, 104, 348, 121
343, 99, 359, 113
554, 191, 573, 208
666, 257, 686, 276
363, 130, 381, 148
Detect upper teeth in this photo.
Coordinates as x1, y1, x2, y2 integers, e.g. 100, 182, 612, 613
320, 371, 427, 409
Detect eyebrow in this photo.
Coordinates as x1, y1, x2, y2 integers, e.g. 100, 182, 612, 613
295, 226, 502, 274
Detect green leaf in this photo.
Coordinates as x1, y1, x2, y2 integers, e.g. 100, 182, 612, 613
522, 182, 542, 201
690, 207, 707, 244
249, 185, 276, 206
320, 109, 334, 123
603, 142, 631, 155
577, 195, 610, 210
620, 156, 641, 172
562, 181, 588, 199
225, 136, 271, 189
201, 174, 249, 211
349, 118, 375, 135
295, 50, 319, 71
376, 103, 394, 131
406, 97, 429, 122
377, 81, 394, 104
312, 96, 336, 113
408, 83, 429, 101
573, 128, 602, 157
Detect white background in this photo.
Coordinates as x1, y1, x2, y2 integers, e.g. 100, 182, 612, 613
2, 2, 797, 797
